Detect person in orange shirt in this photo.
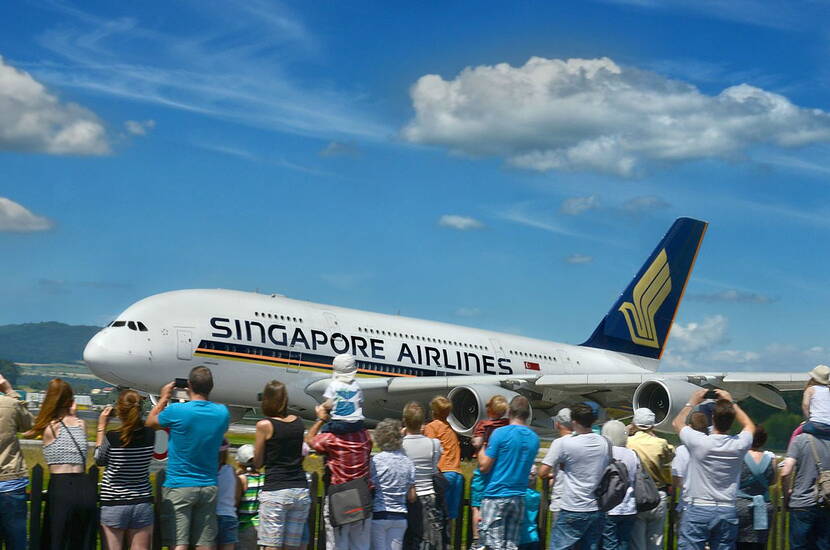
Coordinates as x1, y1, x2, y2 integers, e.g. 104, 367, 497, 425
424, 397, 463, 524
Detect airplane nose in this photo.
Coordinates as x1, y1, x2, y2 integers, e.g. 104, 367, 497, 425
83, 331, 109, 377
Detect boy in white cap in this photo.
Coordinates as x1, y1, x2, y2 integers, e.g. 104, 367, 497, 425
321, 353, 365, 434
802, 364, 830, 439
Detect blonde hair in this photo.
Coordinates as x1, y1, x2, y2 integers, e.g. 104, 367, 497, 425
28, 378, 74, 438
403, 401, 425, 432
116, 389, 143, 446
430, 396, 451, 420
486, 395, 508, 418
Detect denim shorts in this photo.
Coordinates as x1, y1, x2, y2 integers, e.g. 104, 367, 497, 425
217, 514, 239, 544
100, 502, 155, 529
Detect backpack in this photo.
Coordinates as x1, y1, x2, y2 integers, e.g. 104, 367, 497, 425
595, 437, 630, 512
807, 435, 830, 508
327, 477, 373, 527
633, 464, 661, 512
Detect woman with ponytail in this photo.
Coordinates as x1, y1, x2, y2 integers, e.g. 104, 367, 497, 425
95, 389, 157, 550
26, 378, 96, 549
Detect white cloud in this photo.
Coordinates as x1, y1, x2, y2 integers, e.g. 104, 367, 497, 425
30, 3, 386, 142
124, 119, 155, 135
595, 0, 808, 30
668, 315, 729, 353
621, 196, 670, 214
688, 289, 776, 304
454, 307, 482, 317
0, 56, 108, 155
403, 56, 830, 177
438, 215, 484, 231
565, 254, 593, 264
561, 195, 599, 215
319, 141, 360, 157
0, 198, 53, 232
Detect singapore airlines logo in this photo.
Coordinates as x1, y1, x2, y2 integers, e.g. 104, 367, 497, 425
618, 249, 671, 348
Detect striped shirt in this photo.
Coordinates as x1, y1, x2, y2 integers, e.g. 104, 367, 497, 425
95, 427, 155, 506
239, 471, 264, 529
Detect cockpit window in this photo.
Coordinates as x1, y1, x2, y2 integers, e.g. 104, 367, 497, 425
112, 321, 126, 327
128, 321, 137, 331
137, 322, 148, 332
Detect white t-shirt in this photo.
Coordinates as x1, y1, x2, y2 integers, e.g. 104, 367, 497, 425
671, 445, 690, 502
811, 386, 830, 425
607, 446, 639, 516
542, 433, 609, 512
324, 379, 364, 422
402, 435, 442, 496
680, 426, 752, 503
216, 464, 237, 517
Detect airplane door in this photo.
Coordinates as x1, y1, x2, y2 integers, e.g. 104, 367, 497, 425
287, 346, 301, 374
489, 338, 506, 358
176, 329, 193, 360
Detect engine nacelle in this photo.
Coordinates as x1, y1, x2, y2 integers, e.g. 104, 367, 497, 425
632, 379, 701, 432
447, 385, 527, 437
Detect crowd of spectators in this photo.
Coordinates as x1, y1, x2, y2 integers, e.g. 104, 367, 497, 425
6, 361, 830, 550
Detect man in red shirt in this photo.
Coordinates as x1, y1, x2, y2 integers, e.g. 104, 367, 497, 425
306, 403, 372, 550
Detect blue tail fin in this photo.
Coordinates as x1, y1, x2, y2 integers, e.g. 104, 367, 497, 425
581, 217, 708, 359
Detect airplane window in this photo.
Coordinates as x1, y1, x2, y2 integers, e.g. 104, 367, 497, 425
112, 321, 126, 327
137, 322, 148, 332
127, 321, 137, 331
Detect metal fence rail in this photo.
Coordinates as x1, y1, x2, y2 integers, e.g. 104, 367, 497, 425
10, 465, 788, 550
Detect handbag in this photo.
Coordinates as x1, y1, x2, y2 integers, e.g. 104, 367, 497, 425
327, 477, 373, 527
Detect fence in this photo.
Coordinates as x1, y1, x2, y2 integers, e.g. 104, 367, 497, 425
12, 465, 791, 550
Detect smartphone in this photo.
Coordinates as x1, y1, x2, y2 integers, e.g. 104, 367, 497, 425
173, 378, 189, 401
704, 389, 718, 400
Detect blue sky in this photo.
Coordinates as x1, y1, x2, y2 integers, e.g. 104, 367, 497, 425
1, 0, 829, 372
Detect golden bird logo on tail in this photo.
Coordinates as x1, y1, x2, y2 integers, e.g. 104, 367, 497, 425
618, 249, 671, 348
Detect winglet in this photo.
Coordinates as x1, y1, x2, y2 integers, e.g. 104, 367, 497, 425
580, 217, 708, 359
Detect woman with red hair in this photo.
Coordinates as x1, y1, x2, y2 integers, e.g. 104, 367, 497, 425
26, 378, 96, 549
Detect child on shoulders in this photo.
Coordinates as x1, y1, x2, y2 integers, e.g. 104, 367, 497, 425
321, 353, 365, 434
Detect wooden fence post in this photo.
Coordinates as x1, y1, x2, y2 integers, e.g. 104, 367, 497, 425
308, 473, 320, 550
29, 464, 43, 550
152, 470, 165, 550
87, 465, 100, 550
539, 475, 551, 550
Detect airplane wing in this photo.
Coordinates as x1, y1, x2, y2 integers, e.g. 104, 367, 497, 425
307, 371, 807, 405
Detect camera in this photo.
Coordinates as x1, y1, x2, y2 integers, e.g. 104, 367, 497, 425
704, 389, 719, 400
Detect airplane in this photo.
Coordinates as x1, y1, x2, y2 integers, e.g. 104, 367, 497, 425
83, 217, 807, 435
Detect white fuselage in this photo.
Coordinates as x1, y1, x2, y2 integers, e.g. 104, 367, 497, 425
84, 289, 657, 421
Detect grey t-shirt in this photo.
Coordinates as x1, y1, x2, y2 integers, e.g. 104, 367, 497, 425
787, 433, 830, 508
680, 426, 752, 503
402, 434, 441, 496
542, 432, 608, 512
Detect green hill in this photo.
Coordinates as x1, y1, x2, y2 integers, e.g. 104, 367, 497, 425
0, 322, 101, 363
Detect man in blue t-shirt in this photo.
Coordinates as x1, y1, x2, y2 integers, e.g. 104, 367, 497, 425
147, 366, 230, 550
478, 395, 540, 550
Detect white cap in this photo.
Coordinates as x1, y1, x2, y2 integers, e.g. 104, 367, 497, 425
333, 354, 357, 382
554, 407, 572, 428
236, 444, 255, 465
633, 407, 656, 428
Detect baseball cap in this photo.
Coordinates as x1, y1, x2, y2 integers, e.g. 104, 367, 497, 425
633, 407, 656, 429
236, 444, 255, 465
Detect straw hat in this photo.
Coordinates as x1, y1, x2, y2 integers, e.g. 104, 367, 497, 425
810, 365, 830, 385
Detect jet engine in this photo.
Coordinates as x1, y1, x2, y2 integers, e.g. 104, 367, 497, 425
447, 385, 528, 437
632, 379, 701, 432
